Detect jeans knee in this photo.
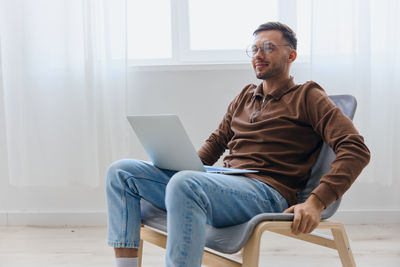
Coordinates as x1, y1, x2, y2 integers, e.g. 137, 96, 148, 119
166, 170, 198, 189
165, 171, 201, 203
165, 171, 211, 217
106, 159, 140, 190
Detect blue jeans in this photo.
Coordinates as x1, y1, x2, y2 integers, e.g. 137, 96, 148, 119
106, 159, 288, 267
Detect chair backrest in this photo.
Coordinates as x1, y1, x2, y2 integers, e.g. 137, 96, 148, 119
296, 95, 357, 220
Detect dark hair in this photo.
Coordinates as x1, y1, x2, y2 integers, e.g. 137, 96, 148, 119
253, 22, 297, 50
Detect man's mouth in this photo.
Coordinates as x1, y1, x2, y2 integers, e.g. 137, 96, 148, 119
255, 62, 269, 71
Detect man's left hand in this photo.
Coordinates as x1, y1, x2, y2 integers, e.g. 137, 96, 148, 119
283, 194, 324, 235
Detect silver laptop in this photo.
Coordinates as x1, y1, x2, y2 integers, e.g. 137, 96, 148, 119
127, 114, 258, 174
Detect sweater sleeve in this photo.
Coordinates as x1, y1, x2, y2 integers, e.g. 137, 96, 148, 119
304, 85, 370, 208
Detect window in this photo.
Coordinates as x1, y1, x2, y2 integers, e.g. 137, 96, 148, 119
188, 0, 278, 51
127, 0, 172, 60
127, 0, 311, 65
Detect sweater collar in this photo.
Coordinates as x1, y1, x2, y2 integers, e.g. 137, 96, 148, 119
253, 76, 296, 101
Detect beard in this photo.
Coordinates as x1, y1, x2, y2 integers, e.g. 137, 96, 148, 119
254, 58, 287, 80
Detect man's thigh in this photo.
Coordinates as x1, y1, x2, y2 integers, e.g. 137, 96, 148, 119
168, 171, 288, 227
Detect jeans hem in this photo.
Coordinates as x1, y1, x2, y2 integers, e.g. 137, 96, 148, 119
108, 241, 140, 248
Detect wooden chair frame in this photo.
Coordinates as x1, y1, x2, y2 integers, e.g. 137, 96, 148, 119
138, 220, 356, 267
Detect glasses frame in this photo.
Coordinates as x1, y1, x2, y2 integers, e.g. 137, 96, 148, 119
246, 41, 292, 58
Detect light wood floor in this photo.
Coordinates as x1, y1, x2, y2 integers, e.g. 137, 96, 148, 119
0, 224, 399, 267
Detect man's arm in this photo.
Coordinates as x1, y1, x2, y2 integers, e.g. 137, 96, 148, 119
286, 85, 370, 235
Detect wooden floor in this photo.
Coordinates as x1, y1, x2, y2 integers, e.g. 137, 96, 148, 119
0, 224, 399, 267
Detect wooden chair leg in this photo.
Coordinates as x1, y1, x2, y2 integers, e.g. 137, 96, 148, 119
242, 223, 263, 267
331, 225, 356, 267
242, 221, 356, 267
138, 238, 144, 267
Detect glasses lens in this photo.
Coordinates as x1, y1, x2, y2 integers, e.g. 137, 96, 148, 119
246, 46, 258, 57
246, 47, 253, 57
263, 42, 274, 53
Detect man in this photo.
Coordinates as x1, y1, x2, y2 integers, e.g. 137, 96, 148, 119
106, 22, 370, 267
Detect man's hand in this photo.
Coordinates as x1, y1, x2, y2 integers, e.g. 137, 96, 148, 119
283, 194, 324, 235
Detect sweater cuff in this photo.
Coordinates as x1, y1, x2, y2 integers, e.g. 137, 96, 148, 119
310, 182, 338, 209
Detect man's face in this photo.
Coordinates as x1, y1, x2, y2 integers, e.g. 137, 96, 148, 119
251, 30, 293, 80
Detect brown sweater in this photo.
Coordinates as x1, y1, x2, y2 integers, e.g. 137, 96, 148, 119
198, 77, 370, 207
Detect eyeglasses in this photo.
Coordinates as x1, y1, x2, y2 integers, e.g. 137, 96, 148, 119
246, 41, 292, 57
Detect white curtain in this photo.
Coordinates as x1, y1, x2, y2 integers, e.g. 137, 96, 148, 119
0, 0, 130, 188
307, 0, 400, 185
0, 0, 399, 192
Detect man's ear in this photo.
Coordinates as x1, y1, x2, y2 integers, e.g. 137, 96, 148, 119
287, 49, 297, 63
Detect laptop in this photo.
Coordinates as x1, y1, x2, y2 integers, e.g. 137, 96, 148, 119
127, 114, 258, 174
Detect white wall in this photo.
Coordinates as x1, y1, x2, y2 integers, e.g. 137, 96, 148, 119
1, 63, 399, 225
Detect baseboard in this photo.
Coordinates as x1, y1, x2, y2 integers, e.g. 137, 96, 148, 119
0, 211, 107, 226
0, 209, 399, 226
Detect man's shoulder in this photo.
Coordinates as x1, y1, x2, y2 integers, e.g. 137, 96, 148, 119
291, 80, 328, 100
230, 83, 259, 103
297, 80, 325, 92
240, 83, 258, 95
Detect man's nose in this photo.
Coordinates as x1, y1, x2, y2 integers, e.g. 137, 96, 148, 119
254, 48, 264, 59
